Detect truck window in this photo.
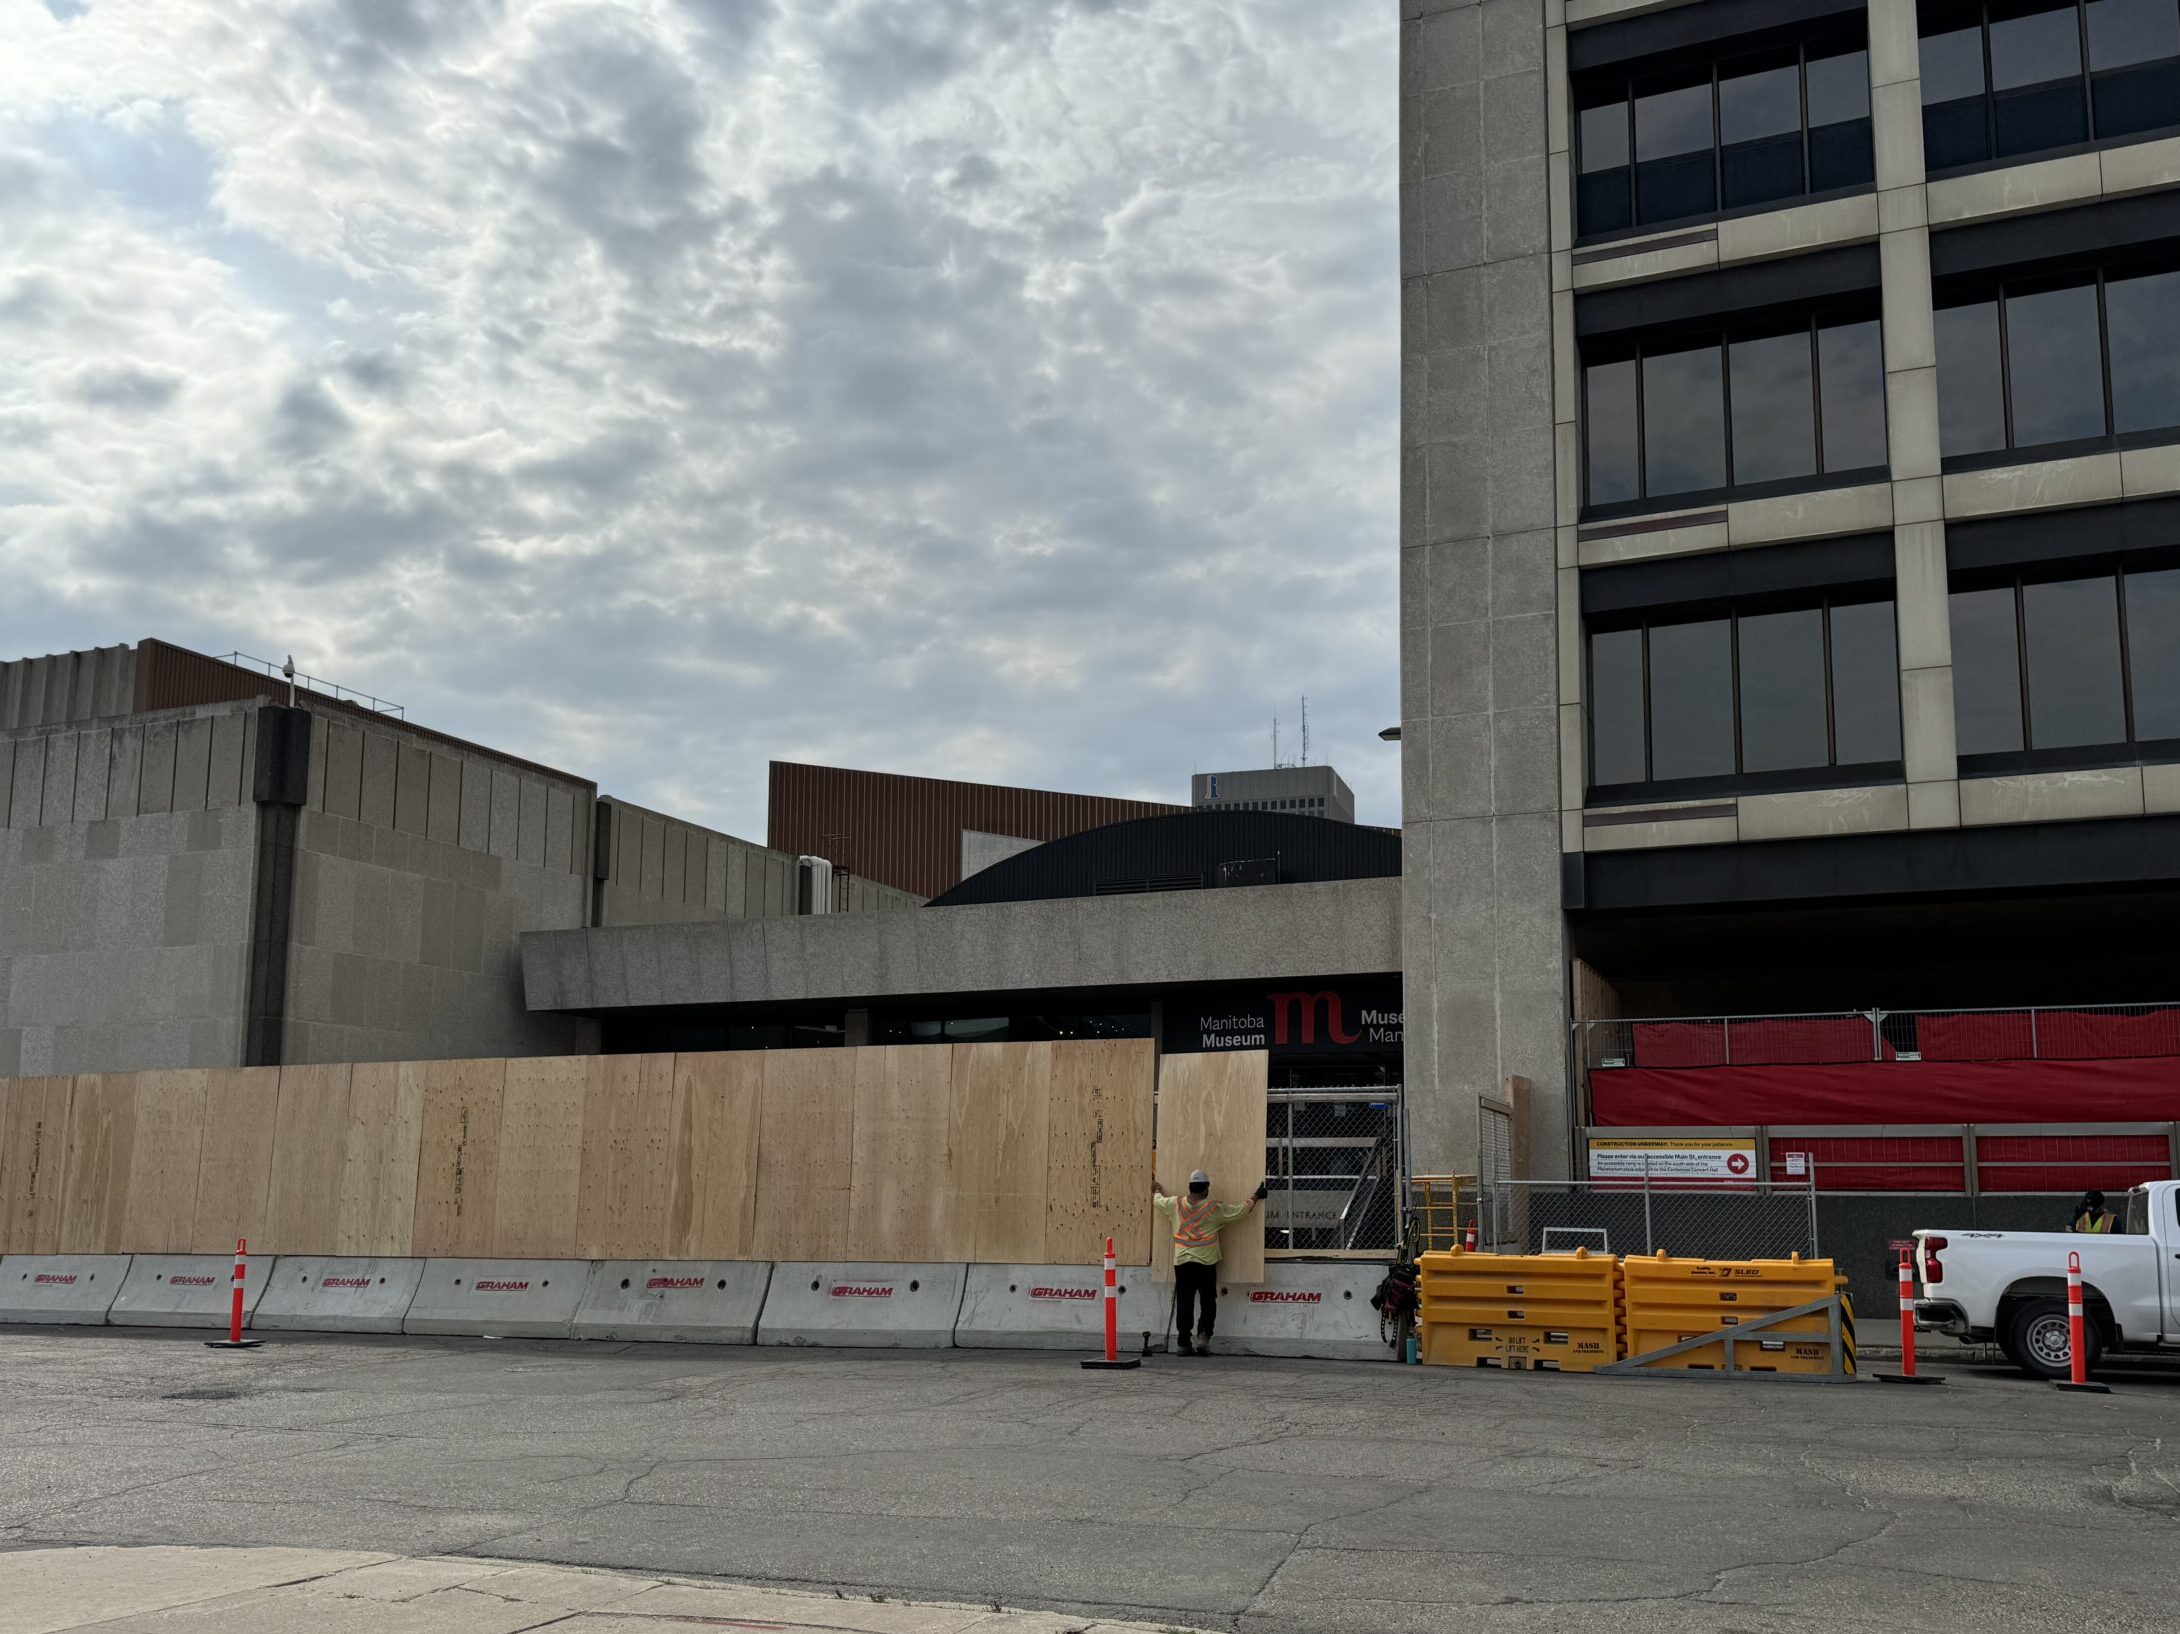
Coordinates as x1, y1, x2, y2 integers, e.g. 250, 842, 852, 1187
2124, 1188, 2150, 1235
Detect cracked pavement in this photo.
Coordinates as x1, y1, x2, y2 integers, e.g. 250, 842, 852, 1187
0, 1329, 2173, 1633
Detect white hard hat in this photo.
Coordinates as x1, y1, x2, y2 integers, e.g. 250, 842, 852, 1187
1188, 1170, 1210, 1187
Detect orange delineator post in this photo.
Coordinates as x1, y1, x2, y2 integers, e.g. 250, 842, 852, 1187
204, 1236, 263, 1352
2054, 1249, 2110, 1393
1876, 1246, 1939, 1384
1080, 1235, 1141, 1371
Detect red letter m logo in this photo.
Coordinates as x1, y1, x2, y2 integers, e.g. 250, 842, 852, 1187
1268, 991, 1360, 1047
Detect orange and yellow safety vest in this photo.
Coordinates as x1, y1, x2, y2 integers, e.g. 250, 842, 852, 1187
1154, 1193, 1254, 1267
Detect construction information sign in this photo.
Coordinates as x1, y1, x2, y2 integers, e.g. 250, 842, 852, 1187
1587, 1137, 1757, 1180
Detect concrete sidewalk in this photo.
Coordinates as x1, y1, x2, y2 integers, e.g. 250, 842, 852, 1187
0, 1547, 1202, 1634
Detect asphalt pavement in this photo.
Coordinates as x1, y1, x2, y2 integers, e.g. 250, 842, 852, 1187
1, 1329, 2174, 1633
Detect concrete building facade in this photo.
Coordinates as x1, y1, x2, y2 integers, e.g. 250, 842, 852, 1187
1401, 0, 2180, 1178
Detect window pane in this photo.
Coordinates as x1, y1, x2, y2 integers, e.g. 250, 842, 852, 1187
1922, 20, 1994, 169
1806, 47, 1876, 192
1922, 21, 1992, 103
1952, 586, 2026, 755
1729, 328, 1817, 484
2125, 566, 2180, 738
2006, 280, 2108, 446
2088, 0, 2180, 67
2024, 575, 2128, 748
2090, 0, 2180, 134
1577, 88, 1634, 235
1635, 72, 1717, 222
1738, 607, 1829, 772
1647, 618, 1736, 780
1719, 54, 1804, 210
2105, 265, 2180, 434
1818, 317, 1889, 471
1589, 627, 1648, 784
1830, 599, 1904, 763
1585, 355, 1641, 505
1641, 341, 1727, 496
1991, 0, 2091, 155
1936, 298, 2009, 457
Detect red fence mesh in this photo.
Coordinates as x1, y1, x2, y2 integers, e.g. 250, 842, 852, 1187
1632, 1018, 1878, 1067
1766, 1136, 1967, 1192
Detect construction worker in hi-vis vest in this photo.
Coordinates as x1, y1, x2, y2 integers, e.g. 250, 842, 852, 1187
1152, 1169, 1268, 1355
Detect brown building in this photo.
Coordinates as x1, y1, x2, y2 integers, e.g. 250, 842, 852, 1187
767, 762, 1183, 900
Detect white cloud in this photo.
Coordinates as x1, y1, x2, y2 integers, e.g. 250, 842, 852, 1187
0, 0, 1397, 837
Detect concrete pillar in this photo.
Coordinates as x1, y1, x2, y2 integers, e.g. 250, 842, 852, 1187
1400, 0, 1571, 1181
1868, 0, 1961, 829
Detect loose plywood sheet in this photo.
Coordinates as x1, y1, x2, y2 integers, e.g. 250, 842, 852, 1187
58, 1075, 136, 1253
497, 1055, 587, 1258
672, 1051, 763, 1259
122, 1070, 210, 1252
339, 1062, 423, 1257
848, 1046, 954, 1263
411, 1058, 506, 1257
193, 1067, 280, 1250
265, 1063, 353, 1254
947, 1043, 1051, 1264
0, 1077, 72, 1254
576, 1054, 680, 1260
1046, 1039, 1155, 1266
1152, 1051, 1268, 1284
753, 1050, 855, 1263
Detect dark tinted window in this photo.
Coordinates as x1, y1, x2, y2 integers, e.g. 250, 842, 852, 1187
1635, 72, 1717, 223
1818, 317, 1889, 471
1952, 585, 2027, 754
2005, 280, 2107, 445
2089, 0, 2180, 134
1738, 607, 1830, 772
2105, 265, 2180, 434
1641, 341, 1727, 497
1991, 0, 2091, 155
1585, 356, 1641, 506
2125, 565, 2180, 737
1589, 627, 1648, 784
2024, 574, 2128, 746
1647, 618, 1736, 780
1935, 298, 2008, 458
1730, 328, 1818, 484
1578, 88, 1635, 236
1830, 599, 1904, 762
1806, 47, 1876, 192
1720, 53, 1806, 211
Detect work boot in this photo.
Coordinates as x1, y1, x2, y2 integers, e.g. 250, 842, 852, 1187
1175, 1336, 1196, 1356
1195, 1333, 1214, 1356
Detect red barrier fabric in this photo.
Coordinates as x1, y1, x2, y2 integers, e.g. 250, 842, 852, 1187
1632, 1018, 1878, 1067
1592, 1058, 2180, 1126
1913, 1012, 2036, 1061
1916, 1009, 2180, 1061
1975, 1133, 2173, 1193
1765, 1136, 1967, 1191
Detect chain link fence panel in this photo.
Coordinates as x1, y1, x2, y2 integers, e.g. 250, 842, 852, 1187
1474, 1175, 1819, 1261
1263, 1089, 1402, 1254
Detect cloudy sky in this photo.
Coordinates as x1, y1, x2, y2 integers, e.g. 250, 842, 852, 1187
1, 0, 1397, 839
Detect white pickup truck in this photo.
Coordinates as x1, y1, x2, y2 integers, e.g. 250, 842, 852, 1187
1911, 1181, 2180, 1380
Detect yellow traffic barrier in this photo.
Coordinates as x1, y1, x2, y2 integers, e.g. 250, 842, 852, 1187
1615, 1254, 1852, 1377
1417, 1247, 1621, 1372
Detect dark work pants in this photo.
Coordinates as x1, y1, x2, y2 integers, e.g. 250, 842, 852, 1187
1174, 1261, 1218, 1338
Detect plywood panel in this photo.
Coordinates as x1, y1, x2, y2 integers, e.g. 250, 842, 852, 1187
1045, 1039, 1155, 1267
122, 1070, 209, 1252
265, 1063, 353, 1254
946, 1043, 1051, 1264
848, 1046, 954, 1262
1152, 1051, 1268, 1284
58, 1074, 137, 1253
496, 1056, 587, 1257
193, 1067, 280, 1250
753, 1051, 855, 1262
671, 1051, 763, 1259
0, 1077, 72, 1254
410, 1058, 506, 1257
575, 1054, 681, 1259
338, 1062, 423, 1257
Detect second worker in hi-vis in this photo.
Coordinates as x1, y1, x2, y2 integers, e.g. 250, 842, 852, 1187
1151, 1169, 1266, 1356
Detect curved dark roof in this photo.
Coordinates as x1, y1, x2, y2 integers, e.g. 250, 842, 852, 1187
929, 810, 1400, 907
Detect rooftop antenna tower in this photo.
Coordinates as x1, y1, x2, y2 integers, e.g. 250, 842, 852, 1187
1300, 696, 1309, 766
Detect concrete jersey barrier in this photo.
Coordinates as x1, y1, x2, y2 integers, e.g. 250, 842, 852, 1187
109, 1255, 272, 1329
953, 1263, 1161, 1351
403, 1261, 587, 1339
0, 1255, 132, 1325
1208, 1261, 1390, 1362
758, 1263, 967, 1348
574, 1262, 773, 1343
255, 1258, 426, 1334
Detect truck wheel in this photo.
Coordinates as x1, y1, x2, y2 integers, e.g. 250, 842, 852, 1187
2008, 1297, 2101, 1382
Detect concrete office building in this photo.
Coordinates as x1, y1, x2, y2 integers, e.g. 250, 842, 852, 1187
1191, 765, 1358, 824
1401, 1, 2180, 1193
0, 641, 913, 1076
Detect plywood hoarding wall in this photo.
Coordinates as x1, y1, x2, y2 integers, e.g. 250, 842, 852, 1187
0, 1039, 1181, 1265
